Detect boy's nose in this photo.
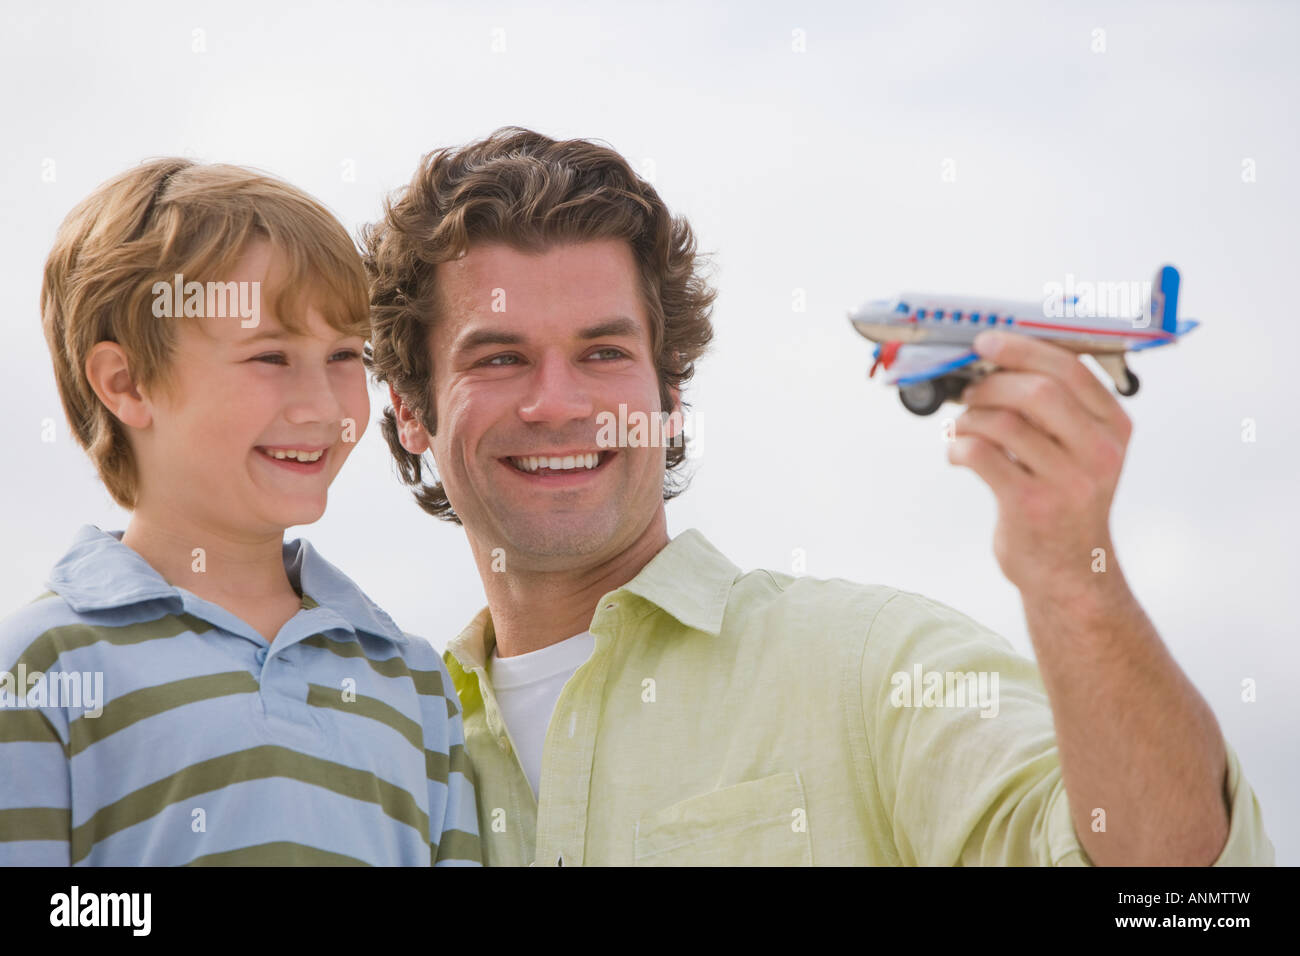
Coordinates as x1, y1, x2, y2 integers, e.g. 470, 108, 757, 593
283, 363, 348, 427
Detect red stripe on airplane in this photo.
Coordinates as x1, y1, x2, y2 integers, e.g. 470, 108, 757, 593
1014, 319, 1172, 340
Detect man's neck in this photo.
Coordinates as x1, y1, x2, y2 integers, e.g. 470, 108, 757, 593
121, 504, 296, 608
477, 510, 670, 658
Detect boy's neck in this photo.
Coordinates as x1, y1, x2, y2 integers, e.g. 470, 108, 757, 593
121, 508, 299, 636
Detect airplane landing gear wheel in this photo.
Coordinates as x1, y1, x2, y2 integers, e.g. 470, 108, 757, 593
1117, 369, 1140, 397
899, 380, 945, 416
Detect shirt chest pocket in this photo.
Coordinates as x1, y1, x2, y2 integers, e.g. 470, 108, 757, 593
633, 771, 812, 866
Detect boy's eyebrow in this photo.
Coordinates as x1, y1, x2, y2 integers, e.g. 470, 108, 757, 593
236, 327, 365, 344
240, 327, 292, 342
453, 316, 642, 354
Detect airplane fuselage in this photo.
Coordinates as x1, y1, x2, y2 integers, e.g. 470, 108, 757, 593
850, 293, 1176, 355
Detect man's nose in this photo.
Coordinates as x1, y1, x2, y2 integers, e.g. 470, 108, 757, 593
517, 352, 594, 424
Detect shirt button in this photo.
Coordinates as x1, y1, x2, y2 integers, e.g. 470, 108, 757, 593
497, 735, 510, 753
255, 648, 268, 665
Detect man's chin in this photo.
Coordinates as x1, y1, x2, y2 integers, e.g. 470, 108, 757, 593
492, 514, 622, 563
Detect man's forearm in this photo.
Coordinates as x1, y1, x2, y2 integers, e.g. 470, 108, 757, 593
1022, 567, 1229, 866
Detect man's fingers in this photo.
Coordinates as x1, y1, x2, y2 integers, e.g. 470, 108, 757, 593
974, 330, 1128, 428
954, 406, 1072, 482
947, 432, 1031, 498
962, 370, 1100, 459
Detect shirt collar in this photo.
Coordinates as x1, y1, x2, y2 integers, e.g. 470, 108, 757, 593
445, 607, 494, 717
47, 524, 407, 645
448, 607, 496, 673
446, 527, 739, 676
283, 535, 408, 645
618, 528, 739, 635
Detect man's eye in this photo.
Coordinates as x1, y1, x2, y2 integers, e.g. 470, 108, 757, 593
481, 354, 520, 367
590, 348, 628, 360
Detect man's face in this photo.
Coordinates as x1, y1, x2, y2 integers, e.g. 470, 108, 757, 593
398, 239, 675, 568
138, 239, 369, 535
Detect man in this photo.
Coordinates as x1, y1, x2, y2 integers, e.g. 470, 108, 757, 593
361, 126, 1273, 866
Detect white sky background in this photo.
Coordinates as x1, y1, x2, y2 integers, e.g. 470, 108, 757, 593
1, 0, 1295, 863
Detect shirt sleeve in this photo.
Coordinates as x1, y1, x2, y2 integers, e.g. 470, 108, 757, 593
0, 625, 73, 866
428, 654, 483, 867
858, 590, 1275, 866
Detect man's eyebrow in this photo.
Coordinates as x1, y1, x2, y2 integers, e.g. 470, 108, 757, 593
577, 316, 641, 340
454, 329, 526, 353
453, 316, 642, 353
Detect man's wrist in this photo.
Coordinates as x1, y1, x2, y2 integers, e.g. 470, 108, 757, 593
1019, 563, 1145, 645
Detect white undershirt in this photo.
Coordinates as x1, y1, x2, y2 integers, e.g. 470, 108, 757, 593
488, 631, 596, 799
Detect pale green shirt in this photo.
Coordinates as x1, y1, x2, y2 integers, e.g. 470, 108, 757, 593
444, 528, 1274, 866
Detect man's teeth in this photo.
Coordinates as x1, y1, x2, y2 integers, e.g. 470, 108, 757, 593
263, 448, 324, 462
510, 453, 601, 473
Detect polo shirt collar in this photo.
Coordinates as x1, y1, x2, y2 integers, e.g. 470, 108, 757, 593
286, 536, 408, 645
47, 524, 407, 645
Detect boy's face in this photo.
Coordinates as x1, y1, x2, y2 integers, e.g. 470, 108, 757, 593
137, 239, 369, 535
399, 238, 675, 569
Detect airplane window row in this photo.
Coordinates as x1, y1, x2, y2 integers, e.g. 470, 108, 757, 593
911, 306, 1014, 326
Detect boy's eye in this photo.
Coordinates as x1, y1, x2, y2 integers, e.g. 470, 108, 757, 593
250, 350, 361, 365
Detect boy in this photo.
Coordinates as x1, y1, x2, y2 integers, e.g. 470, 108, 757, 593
0, 159, 480, 865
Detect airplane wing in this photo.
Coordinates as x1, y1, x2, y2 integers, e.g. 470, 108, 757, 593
873, 343, 982, 385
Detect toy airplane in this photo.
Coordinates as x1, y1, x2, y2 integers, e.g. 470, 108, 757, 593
847, 264, 1199, 415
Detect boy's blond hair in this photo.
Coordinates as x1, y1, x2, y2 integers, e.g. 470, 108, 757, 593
41, 158, 369, 509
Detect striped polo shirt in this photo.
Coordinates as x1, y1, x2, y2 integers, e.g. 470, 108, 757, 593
0, 525, 481, 866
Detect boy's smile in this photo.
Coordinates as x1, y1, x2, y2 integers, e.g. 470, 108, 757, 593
254, 444, 331, 472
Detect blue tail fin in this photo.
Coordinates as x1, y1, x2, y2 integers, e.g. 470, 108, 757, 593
1147, 265, 1180, 334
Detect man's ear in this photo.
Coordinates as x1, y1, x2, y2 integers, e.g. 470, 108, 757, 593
663, 384, 684, 441
389, 384, 431, 455
85, 342, 151, 430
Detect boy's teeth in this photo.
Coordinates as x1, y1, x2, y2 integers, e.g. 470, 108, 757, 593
265, 448, 324, 462
511, 453, 601, 473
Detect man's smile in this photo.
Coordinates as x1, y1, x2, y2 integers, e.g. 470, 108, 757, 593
501, 449, 616, 480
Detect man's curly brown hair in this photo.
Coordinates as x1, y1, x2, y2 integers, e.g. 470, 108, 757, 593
361, 126, 717, 523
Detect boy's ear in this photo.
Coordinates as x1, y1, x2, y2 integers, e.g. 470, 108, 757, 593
389, 384, 431, 455
85, 342, 151, 429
